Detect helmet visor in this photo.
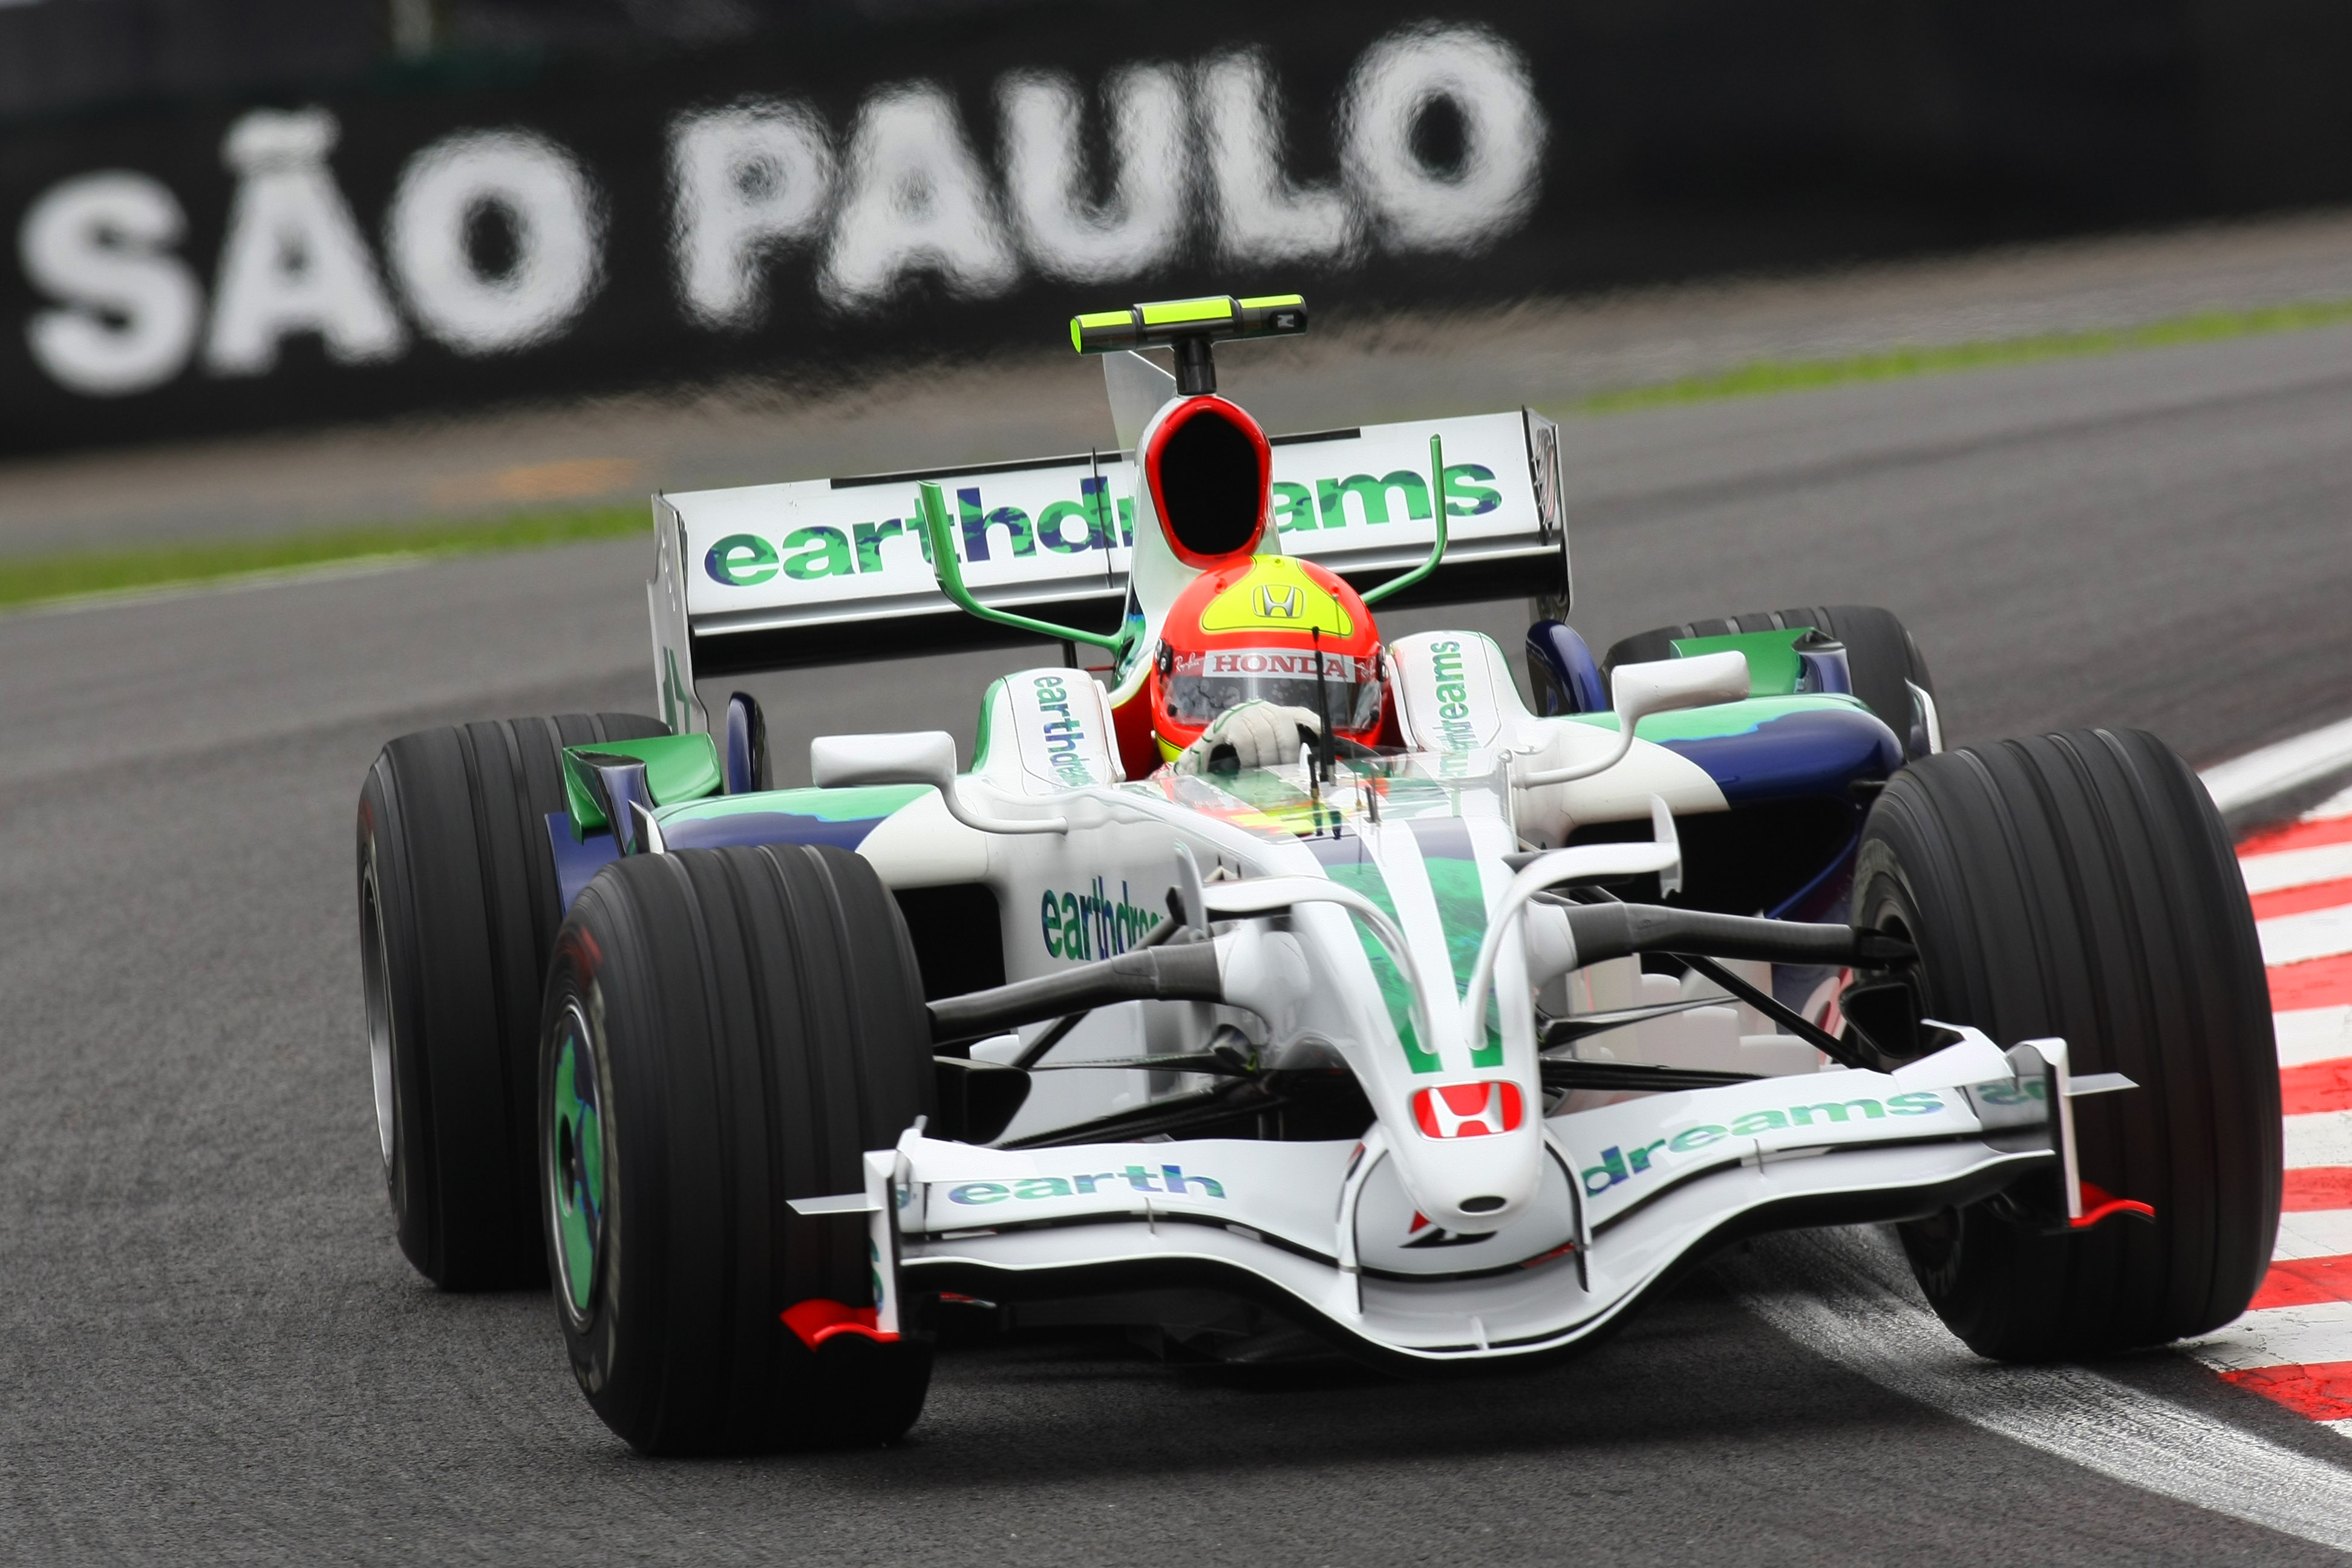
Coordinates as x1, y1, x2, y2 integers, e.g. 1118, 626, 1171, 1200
1163, 647, 1380, 736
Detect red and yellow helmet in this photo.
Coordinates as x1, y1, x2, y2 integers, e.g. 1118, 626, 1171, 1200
1148, 555, 1383, 761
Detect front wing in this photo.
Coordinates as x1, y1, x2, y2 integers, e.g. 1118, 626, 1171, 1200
871, 1056, 2057, 1367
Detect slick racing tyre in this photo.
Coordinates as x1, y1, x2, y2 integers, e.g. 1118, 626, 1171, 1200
358, 711, 666, 1290
1604, 604, 1939, 759
541, 844, 938, 1454
1854, 729, 2279, 1359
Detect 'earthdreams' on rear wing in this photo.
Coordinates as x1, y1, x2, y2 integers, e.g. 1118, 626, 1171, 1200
647, 407, 1566, 733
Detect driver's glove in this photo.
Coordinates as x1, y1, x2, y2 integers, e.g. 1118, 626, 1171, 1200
1175, 701, 1322, 776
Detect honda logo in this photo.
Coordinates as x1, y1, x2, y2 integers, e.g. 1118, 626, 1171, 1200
1403, 1210, 1494, 1247
1411, 1081, 1525, 1139
1255, 582, 1301, 618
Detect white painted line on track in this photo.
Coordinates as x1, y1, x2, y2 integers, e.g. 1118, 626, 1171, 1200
2244, 843, 2352, 895
2203, 714, 2352, 817
2180, 774, 2352, 1435
2280, 1007, 2352, 1068
2275, 1212, 2352, 1261
2190, 1302, 2352, 1372
2263, 906, 2352, 968
0, 554, 426, 621
1705, 720, 2352, 1530
2287, 1113, 2352, 1170
2313, 785, 2352, 823
1714, 731, 2352, 1537
1720, 1226, 2352, 1551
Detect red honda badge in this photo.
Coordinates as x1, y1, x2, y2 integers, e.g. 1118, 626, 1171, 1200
1411, 1081, 1525, 1139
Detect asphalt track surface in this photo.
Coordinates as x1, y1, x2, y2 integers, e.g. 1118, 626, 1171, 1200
3, 324, 2352, 1563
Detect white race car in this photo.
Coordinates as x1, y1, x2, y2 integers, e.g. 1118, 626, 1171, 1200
358, 293, 2279, 1454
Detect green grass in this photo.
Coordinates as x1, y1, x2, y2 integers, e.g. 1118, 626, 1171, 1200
0, 505, 645, 612
1567, 297, 2352, 415
10, 292, 2352, 614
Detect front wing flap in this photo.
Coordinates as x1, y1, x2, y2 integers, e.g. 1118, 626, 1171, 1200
884, 1049, 2054, 1365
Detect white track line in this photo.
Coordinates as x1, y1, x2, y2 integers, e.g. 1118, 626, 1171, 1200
2172, 780, 2352, 1437
2246, 843, 2352, 896
2264, 907, 2352, 969
2279, 1007, 2352, 1068
2287, 1114, 2352, 1170
2191, 1302, 2352, 1372
2310, 784, 2352, 823
2276, 1212, 2352, 1260
1710, 722, 2352, 1542
3, 554, 426, 621
1720, 1226, 2352, 1550
2203, 715, 2352, 818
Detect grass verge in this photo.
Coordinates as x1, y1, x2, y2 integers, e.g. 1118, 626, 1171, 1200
1569, 297, 2352, 414
0, 505, 644, 613
9, 293, 2352, 614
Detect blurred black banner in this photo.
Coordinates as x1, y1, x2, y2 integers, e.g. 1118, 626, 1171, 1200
2, 0, 2346, 454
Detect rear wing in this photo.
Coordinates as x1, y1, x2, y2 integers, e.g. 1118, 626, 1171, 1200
648, 409, 1566, 729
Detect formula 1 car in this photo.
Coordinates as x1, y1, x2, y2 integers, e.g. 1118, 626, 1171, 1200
358, 293, 2279, 1455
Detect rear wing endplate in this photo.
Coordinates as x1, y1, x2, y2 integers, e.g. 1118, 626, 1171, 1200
650, 409, 1566, 720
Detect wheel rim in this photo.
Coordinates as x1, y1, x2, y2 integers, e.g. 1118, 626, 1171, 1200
547, 999, 608, 1323
359, 855, 397, 1177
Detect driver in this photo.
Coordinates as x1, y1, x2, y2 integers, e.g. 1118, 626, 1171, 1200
1148, 554, 1385, 774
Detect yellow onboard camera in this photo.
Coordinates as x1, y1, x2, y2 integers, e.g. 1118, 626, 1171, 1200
1068, 293, 1307, 393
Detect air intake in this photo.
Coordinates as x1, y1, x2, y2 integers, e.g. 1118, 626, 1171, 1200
1145, 396, 1270, 567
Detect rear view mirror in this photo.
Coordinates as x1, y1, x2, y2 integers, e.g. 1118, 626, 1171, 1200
1611, 650, 1753, 728
811, 730, 958, 792
1517, 650, 1749, 788
809, 730, 1066, 835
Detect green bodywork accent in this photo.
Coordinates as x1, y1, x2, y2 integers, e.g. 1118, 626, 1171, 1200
1418, 853, 1504, 1068
1189, 764, 1355, 836
1203, 765, 1313, 813
1171, 760, 1520, 1074
1357, 433, 1449, 607
918, 481, 1126, 653
563, 733, 724, 837
1668, 629, 1808, 696
1313, 858, 1442, 1076
550, 1023, 604, 1316
1238, 293, 1305, 310
972, 678, 1004, 771
1566, 692, 1870, 742
655, 783, 927, 828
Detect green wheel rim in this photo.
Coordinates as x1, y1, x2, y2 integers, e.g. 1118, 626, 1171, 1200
549, 1005, 607, 1319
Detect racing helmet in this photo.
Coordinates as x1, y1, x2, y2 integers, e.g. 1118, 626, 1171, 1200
1149, 555, 1383, 760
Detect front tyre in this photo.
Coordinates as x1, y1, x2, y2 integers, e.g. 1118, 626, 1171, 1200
1856, 728, 2279, 1358
358, 711, 665, 1289
541, 844, 936, 1454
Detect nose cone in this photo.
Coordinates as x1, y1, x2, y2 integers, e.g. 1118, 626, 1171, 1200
1143, 395, 1270, 569
1389, 1085, 1546, 1234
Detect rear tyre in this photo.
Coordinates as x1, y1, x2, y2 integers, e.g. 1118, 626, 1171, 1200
1854, 729, 2279, 1358
1604, 604, 1939, 758
541, 844, 938, 1454
358, 711, 667, 1289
